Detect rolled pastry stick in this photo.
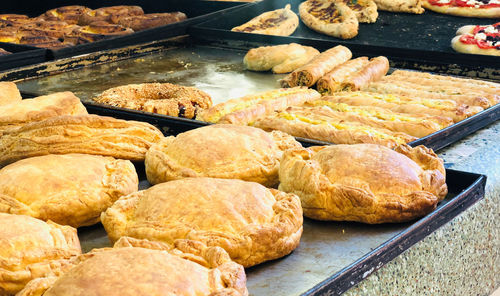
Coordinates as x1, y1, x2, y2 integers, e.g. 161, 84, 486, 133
340, 56, 390, 91
287, 45, 353, 87
0, 82, 22, 106
196, 87, 321, 125
362, 82, 491, 108
316, 57, 370, 95
320, 91, 483, 123
373, 0, 424, 14
390, 70, 500, 89
272, 46, 320, 74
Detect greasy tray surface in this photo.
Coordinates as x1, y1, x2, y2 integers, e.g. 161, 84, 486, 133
78, 164, 486, 296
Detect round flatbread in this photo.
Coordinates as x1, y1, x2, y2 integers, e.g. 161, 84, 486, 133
452, 22, 500, 56
423, 0, 500, 18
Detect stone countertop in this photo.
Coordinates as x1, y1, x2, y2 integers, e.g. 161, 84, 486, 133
345, 121, 500, 296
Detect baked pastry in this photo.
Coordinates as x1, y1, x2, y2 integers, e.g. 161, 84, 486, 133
316, 57, 370, 94
299, 0, 359, 39
0, 92, 87, 132
17, 35, 70, 49
452, 23, 500, 56
341, 0, 378, 23
0, 154, 138, 227
0, 82, 22, 106
278, 144, 448, 223
231, 4, 299, 36
92, 83, 212, 119
18, 237, 248, 296
101, 178, 303, 267
243, 43, 320, 74
116, 12, 187, 31
39, 6, 91, 24
284, 45, 353, 87
68, 21, 134, 44
340, 56, 390, 91
0, 114, 163, 167
253, 106, 417, 147
423, 0, 500, 18
145, 124, 301, 187
373, 0, 425, 14
0, 213, 81, 295
78, 6, 144, 25
197, 87, 321, 125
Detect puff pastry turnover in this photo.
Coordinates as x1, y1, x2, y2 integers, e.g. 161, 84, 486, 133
0, 213, 81, 295
0, 154, 138, 227
101, 178, 303, 267
0, 114, 163, 167
18, 237, 248, 296
145, 124, 301, 187
278, 144, 448, 223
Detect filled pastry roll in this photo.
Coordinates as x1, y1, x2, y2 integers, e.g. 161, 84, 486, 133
340, 56, 390, 91
316, 57, 370, 94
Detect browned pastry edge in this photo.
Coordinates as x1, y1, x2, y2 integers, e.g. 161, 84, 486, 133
116, 12, 187, 31
78, 6, 144, 25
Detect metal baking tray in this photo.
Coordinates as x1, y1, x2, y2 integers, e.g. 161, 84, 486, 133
190, 0, 500, 79
0, 0, 248, 60
76, 161, 486, 295
13, 38, 500, 152
0, 42, 48, 72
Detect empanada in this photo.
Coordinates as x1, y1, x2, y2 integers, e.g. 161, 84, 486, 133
145, 124, 301, 187
0, 154, 138, 227
0, 114, 163, 167
18, 237, 248, 296
0, 213, 81, 295
101, 178, 303, 267
278, 144, 448, 223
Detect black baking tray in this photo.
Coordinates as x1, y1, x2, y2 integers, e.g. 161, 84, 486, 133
0, 0, 248, 60
190, 0, 500, 79
0, 43, 48, 71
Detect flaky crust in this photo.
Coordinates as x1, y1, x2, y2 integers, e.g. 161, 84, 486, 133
0, 213, 81, 295
116, 12, 187, 31
0, 114, 163, 167
0, 92, 87, 132
340, 56, 390, 91
145, 124, 301, 187
0, 82, 21, 106
316, 57, 370, 94
0, 154, 138, 228
374, 0, 424, 13
278, 144, 447, 223
92, 83, 212, 119
18, 237, 248, 296
101, 178, 303, 267
299, 0, 359, 39
231, 4, 299, 36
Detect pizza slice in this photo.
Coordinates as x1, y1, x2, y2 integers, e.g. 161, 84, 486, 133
423, 0, 500, 18
452, 22, 500, 56
299, 0, 359, 39
231, 4, 299, 36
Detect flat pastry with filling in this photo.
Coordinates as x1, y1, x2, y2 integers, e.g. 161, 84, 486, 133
18, 237, 248, 296
92, 83, 212, 119
341, 0, 378, 23
0, 154, 138, 227
101, 178, 303, 267
299, 0, 359, 39
0, 114, 163, 167
0, 92, 87, 132
278, 144, 448, 223
231, 4, 299, 36
0, 82, 22, 106
116, 12, 187, 31
0, 213, 81, 295
145, 124, 301, 187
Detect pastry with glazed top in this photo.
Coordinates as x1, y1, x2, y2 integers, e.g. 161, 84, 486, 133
38, 6, 91, 24
101, 178, 303, 267
0, 213, 81, 295
231, 4, 299, 36
116, 12, 187, 31
67, 21, 134, 44
278, 144, 448, 223
145, 124, 301, 187
78, 5, 144, 25
18, 237, 248, 296
0, 114, 163, 166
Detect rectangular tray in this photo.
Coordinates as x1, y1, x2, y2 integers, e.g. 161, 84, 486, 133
77, 161, 486, 295
14, 40, 500, 152
190, 0, 500, 79
0, 0, 248, 60
0, 42, 47, 72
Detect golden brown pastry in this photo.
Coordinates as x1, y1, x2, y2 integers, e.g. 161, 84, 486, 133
145, 124, 301, 187
285, 45, 353, 87
373, 0, 425, 14
197, 87, 320, 125
101, 178, 303, 267
92, 83, 212, 119
18, 237, 248, 296
68, 21, 134, 44
340, 56, 390, 91
0, 213, 81, 295
0, 92, 87, 132
243, 43, 320, 74
278, 144, 448, 223
39, 6, 91, 24
231, 4, 299, 36
0, 154, 138, 227
116, 12, 187, 31
316, 57, 370, 94
0, 114, 163, 167
341, 0, 378, 23
78, 6, 144, 25
0, 82, 22, 106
